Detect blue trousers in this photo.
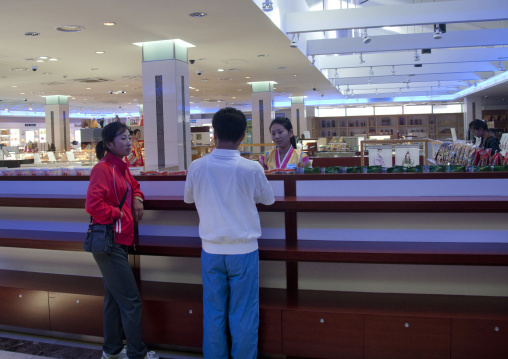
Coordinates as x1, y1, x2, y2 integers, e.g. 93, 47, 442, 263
93, 243, 147, 359
201, 249, 259, 359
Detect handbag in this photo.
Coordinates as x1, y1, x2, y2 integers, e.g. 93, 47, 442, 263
83, 188, 128, 254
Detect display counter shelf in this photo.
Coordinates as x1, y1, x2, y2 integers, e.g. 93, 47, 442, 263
0, 173, 507, 358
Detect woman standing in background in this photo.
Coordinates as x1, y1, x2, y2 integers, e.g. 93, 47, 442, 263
259, 117, 311, 170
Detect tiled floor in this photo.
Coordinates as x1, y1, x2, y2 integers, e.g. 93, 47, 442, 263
0, 353, 54, 359
0, 331, 203, 359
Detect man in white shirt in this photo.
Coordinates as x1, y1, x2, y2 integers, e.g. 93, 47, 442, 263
184, 107, 275, 359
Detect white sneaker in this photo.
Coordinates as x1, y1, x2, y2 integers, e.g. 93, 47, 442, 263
144, 351, 159, 359
101, 349, 127, 359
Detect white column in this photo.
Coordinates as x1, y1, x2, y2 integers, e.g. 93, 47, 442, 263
141, 40, 192, 170
463, 96, 482, 140
291, 96, 306, 138
251, 82, 274, 145
45, 95, 70, 151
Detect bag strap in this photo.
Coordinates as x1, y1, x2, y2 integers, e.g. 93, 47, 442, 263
89, 188, 129, 224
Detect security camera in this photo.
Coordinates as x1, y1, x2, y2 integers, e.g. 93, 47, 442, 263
189, 59, 195, 64
313, 87, 317, 91
31, 66, 38, 72
197, 71, 202, 75
24, 98, 27, 102
109, 91, 113, 94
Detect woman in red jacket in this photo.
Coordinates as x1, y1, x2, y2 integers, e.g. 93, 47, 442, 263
85, 121, 157, 359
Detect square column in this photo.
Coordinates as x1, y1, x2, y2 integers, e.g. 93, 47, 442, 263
464, 96, 482, 140
45, 95, 70, 151
291, 96, 307, 138
251, 82, 275, 145
141, 40, 192, 170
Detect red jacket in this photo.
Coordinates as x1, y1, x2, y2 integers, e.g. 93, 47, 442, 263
85, 152, 144, 246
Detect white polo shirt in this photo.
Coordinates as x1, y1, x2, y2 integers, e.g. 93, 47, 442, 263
184, 149, 275, 255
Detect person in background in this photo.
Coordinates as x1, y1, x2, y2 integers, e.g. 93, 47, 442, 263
469, 119, 500, 153
259, 117, 311, 170
126, 129, 144, 167
85, 122, 158, 359
184, 107, 275, 359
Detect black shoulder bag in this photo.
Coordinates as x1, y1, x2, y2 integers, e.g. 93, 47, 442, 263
83, 188, 128, 255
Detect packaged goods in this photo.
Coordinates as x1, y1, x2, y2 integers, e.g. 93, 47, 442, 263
427, 165, 447, 173
448, 165, 466, 172
2, 169, 17, 176
167, 170, 188, 176
44, 168, 62, 176
324, 166, 342, 174
405, 165, 422, 173
15, 168, 32, 176
140, 170, 158, 175
491, 152, 502, 166
345, 166, 363, 173
478, 148, 492, 166
61, 167, 76, 176
75, 167, 92, 176
303, 167, 320, 174
366, 166, 382, 173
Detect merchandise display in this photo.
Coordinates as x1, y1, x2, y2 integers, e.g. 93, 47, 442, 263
434, 140, 508, 167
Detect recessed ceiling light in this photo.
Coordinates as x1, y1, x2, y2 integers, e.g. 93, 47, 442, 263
95, 51, 105, 54
56, 25, 85, 32
245, 76, 251, 79
48, 58, 59, 61
189, 12, 207, 18
39, 56, 48, 60
218, 69, 224, 72
86, 88, 92, 90
11, 86, 17, 88
25, 32, 40, 36
103, 22, 116, 26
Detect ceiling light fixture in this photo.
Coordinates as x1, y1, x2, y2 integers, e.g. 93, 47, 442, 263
103, 22, 116, 26
262, 0, 273, 12
95, 51, 105, 54
56, 25, 85, 32
433, 24, 445, 40
290, 33, 299, 48
25, 32, 40, 36
363, 28, 371, 44
189, 12, 207, 18
414, 50, 420, 61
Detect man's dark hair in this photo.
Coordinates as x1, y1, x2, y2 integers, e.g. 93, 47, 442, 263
133, 129, 141, 135
212, 107, 247, 142
469, 119, 488, 131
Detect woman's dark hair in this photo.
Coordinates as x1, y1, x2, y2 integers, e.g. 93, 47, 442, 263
270, 117, 296, 149
95, 121, 129, 160
212, 107, 247, 142
469, 119, 489, 131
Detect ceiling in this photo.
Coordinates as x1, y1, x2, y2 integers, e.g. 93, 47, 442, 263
0, 0, 507, 118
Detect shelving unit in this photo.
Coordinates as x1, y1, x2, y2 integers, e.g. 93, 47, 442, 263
0, 129, 9, 146
313, 113, 464, 141
0, 174, 507, 358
